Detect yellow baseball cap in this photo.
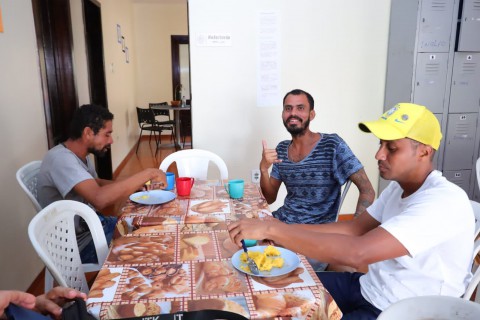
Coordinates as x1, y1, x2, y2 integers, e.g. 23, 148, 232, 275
358, 103, 442, 150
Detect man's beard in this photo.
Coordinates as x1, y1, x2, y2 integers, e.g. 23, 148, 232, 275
283, 116, 310, 137
89, 145, 110, 157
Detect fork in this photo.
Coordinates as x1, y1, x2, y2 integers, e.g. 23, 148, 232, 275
241, 239, 259, 275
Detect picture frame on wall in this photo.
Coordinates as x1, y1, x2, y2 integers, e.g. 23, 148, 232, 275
117, 24, 121, 43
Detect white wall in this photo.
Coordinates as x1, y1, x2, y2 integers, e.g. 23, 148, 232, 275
97, 0, 138, 169
0, 0, 47, 289
188, 0, 390, 212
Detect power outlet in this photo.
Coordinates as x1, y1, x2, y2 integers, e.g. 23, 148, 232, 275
251, 169, 261, 183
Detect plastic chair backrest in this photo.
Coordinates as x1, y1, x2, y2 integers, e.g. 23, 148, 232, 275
136, 107, 157, 126
28, 200, 108, 293
470, 200, 480, 240
377, 295, 480, 319
149, 102, 171, 119
476, 157, 480, 192
160, 149, 229, 180
335, 179, 352, 222
464, 239, 480, 303
16, 160, 42, 212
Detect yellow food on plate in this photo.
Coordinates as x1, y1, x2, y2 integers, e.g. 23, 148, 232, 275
240, 246, 284, 272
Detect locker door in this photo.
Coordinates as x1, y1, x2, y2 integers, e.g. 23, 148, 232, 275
449, 53, 480, 113
443, 113, 478, 170
418, 0, 456, 52
413, 53, 448, 113
458, 0, 480, 52
443, 170, 472, 195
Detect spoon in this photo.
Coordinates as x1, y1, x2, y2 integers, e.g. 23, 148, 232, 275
241, 239, 259, 275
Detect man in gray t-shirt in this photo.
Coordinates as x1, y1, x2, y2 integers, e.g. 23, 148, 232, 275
37, 104, 166, 263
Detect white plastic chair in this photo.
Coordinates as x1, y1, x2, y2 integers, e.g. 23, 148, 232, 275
160, 149, 229, 180
16, 160, 42, 212
476, 157, 480, 193
335, 179, 352, 222
470, 200, 480, 240
464, 239, 480, 303
377, 295, 480, 319
28, 200, 108, 293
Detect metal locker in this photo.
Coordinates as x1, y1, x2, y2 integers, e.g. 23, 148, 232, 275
443, 170, 472, 195
413, 53, 449, 113
457, 0, 480, 52
434, 113, 444, 169
417, 0, 456, 52
443, 113, 478, 170
449, 53, 480, 113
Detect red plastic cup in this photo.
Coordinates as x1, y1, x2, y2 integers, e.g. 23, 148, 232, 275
176, 177, 195, 196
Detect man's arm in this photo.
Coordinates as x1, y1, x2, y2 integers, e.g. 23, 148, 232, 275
260, 140, 282, 204
228, 213, 408, 269
349, 168, 375, 217
74, 168, 166, 211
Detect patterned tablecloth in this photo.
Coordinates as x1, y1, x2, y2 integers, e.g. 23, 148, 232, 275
86, 181, 342, 319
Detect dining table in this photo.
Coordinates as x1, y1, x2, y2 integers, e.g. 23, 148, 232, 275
150, 104, 191, 149
86, 180, 342, 319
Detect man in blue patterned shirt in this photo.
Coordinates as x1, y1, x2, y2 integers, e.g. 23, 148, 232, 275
260, 89, 375, 271
260, 89, 375, 225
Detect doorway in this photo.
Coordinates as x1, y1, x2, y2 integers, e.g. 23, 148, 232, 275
83, 0, 112, 179
171, 35, 192, 146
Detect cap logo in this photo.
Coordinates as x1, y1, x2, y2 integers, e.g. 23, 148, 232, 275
401, 114, 409, 121
386, 106, 398, 116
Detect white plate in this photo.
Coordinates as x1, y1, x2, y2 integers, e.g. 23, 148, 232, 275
129, 190, 176, 205
232, 245, 300, 277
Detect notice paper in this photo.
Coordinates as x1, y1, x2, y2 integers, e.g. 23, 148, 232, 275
257, 11, 281, 107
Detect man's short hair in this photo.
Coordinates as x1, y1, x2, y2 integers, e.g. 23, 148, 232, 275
69, 104, 114, 139
283, 89, 315, 110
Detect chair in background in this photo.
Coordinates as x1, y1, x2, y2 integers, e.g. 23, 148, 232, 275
335, 179, 352, 222
377, 295, 480, 319
16, 160, 42, 213
149, 102, 176, 142
136, 107, 163, 154
159, 149, 228, 180
470, 200, 480, 240
464, 239, 480, 303
28, 200, 108, 293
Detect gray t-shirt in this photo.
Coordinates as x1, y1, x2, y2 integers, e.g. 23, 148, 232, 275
37, 144, 98, 250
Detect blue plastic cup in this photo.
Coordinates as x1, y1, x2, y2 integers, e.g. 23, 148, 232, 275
165, 172, 175, 191
225, 179, 244, 199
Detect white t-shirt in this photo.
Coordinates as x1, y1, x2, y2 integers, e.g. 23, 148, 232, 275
360, 170, 475, 311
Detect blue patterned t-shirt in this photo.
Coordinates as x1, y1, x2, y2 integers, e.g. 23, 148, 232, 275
271, 133, 363, 224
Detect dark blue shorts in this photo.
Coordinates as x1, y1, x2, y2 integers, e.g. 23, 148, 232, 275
80, 213, 116, 264
317, 271, 382, 320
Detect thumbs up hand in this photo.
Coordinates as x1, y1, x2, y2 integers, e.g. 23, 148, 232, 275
260, 140, 281, 172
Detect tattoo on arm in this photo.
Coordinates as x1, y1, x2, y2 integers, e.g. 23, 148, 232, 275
349, 169, 375, 217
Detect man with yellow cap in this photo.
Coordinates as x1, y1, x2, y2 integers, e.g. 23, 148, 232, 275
228, 103, 475, 319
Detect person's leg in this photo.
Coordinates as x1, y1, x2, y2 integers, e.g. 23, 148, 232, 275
317, 272, 381, 320
79, 214, 117, 264
97, 213, 117, 245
